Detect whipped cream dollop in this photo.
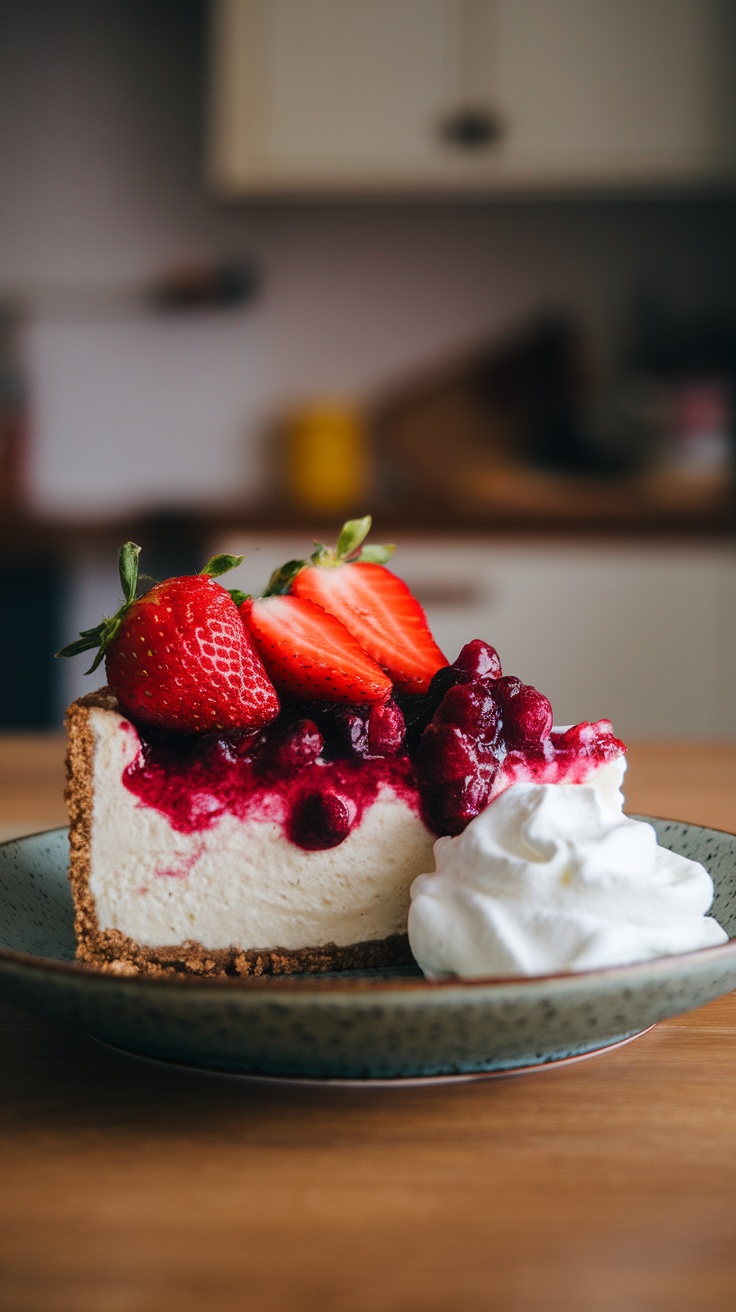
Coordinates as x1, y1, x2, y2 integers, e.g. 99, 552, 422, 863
408, 760, 728, 978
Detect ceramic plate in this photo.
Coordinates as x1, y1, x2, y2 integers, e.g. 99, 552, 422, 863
1, 822, 736, 1081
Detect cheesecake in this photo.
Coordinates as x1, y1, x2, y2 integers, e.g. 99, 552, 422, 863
59, 520, 625, 977
65, 688, 434, 976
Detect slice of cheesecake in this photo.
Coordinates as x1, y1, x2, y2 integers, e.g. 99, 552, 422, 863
59, 530, 624, 980
65, 690, 435, 976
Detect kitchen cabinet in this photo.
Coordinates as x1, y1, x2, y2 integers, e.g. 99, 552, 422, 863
209, 537, 736, 740
208, 0, 736, 196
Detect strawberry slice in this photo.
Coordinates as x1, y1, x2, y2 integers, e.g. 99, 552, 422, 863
276, 517, 447, 696
239, 594, 392, 704
57, 543, 279, 734
292, 562, 446, 695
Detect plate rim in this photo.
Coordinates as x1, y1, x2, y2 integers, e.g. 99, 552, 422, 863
2, 821, 736, 995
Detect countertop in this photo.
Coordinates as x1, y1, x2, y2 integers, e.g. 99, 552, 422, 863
2, 500, 735, 566
2, 735, 736, 1310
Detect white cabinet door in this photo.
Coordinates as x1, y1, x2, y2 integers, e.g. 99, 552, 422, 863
208, 0, 736, 195
218, 536, 736, 740
209, 0, 462, 193
394, 542, 736, 739
493, 0, 732, 187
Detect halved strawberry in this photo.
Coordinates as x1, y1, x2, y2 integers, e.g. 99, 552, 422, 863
57, 543, 279, 734
239, 594, 392, 704
272, 517, 448, 696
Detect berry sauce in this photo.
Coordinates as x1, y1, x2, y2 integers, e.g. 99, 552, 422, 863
122, 704, 422, 851
120, 642, 626, 850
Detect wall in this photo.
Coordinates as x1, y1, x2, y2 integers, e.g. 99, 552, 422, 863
1, 0, 735, 516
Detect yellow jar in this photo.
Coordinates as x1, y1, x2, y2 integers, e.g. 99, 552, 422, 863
285, 403, 369, 513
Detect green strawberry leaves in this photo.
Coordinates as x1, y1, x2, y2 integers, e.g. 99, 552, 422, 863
56, 613, 125, 675
353, 542, 396, 564
200, 553, 245, 579
118, 541, 141, 604
263, 517, 395, 596
56, 541, 144, 673
328, 516, 395, 564
336, 516, 372, 559
57, 544, 246, 674
54, 625, 109, 665
57, 525, 393, 671
263, 559, 309, 598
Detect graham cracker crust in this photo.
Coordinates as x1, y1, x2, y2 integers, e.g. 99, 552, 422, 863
64, 690, 414, 978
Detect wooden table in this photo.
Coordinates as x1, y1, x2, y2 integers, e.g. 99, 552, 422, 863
2, 735, 736, 1311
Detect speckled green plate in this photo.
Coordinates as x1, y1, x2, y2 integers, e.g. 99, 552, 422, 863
1, 823, 735, 1082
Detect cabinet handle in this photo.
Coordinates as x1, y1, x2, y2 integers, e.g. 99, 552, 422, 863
440, 107, 504, 149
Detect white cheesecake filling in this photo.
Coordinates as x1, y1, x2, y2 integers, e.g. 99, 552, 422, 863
88, 707, 435, 951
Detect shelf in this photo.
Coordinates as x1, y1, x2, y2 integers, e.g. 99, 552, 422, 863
2, 492, 735, 564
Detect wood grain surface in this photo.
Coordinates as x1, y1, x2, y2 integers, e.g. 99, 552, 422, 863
2, 735, 736, 1311
0, 732, 67, 841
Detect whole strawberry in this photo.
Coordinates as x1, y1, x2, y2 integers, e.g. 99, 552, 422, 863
57, 543, 279, 734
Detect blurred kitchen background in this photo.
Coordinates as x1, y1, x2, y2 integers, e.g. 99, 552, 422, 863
2, 0, 736, 739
